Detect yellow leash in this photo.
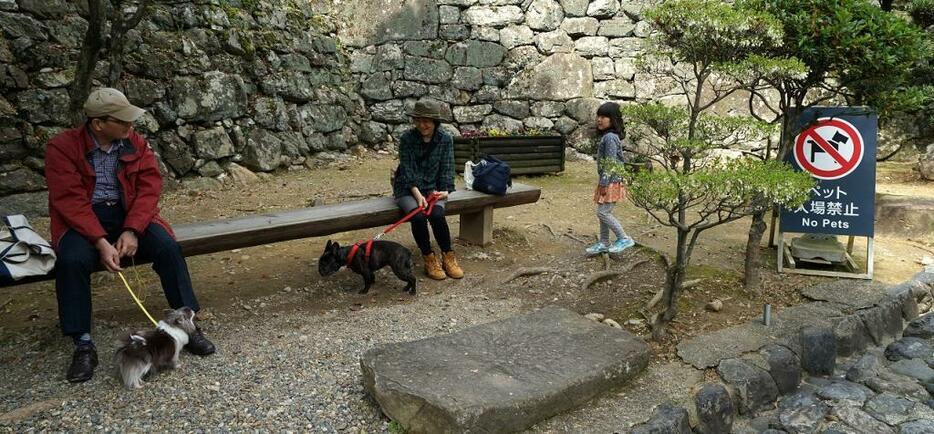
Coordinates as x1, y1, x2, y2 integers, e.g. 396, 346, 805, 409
117, 271, 158, 327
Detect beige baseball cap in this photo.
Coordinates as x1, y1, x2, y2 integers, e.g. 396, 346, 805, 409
84, 88, 145, 122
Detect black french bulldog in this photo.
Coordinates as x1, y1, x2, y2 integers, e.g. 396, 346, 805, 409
318, 239, 417, 295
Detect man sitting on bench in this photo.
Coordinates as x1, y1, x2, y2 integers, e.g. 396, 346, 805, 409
45, 88, 216, 383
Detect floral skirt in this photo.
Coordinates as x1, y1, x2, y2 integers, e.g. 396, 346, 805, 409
593, 182, 626, 204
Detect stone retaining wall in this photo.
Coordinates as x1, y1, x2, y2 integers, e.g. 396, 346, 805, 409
0, 0, 666, 215
0, 0, 362, 211
337, 0, 660, 150
651, 271, 934, 433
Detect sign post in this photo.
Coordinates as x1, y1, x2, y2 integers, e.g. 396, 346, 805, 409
778, 107, 877, 279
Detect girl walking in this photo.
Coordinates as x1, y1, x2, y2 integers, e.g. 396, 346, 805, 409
586, 102, 635, 256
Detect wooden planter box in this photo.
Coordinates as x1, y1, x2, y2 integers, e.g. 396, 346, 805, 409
453, 135, 565, 175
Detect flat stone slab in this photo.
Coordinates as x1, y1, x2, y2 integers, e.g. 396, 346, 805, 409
360, 306, 650, 433
875, 194, 934, 241
677, 302, 843, 369
800, 280, 889, 309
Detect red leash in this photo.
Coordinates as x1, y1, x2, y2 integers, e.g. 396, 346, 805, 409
346, 192, 443, 267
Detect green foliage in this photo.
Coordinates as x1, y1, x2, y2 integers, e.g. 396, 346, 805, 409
239, 31, 255, 56
219, 0, 260, 12
607, 158, 814, 219
739, 0, 927, 114
621, 103, 776, 167
646, 0, 786, 65
617, 0, 817, 327
388, 421, 407, 434
910, 0, 934, 27
720, 54, 808, 84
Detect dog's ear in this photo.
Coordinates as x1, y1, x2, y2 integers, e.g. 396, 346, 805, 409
326, 240, 332, 249
331, 241, 341, 252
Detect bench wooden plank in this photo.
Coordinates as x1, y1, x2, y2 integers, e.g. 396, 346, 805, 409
1, 183, 540, 287
176, 182, 539, 255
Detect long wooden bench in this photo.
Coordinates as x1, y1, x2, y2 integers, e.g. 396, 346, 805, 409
1, 183, 541, 287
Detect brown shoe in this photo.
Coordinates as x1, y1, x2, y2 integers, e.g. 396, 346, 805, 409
442, 251, 464, 279
423, 252, 446, 280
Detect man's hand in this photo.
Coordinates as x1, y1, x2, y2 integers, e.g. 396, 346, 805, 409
436, 191, 449, 200
95, 238, 123, 272
116, 231, 138, 258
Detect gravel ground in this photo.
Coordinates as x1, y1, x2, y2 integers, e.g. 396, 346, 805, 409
0, 282, 529, 432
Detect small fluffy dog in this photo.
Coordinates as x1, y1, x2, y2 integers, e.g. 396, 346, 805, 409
115, 307, 196, 389
318, 239, 416, 295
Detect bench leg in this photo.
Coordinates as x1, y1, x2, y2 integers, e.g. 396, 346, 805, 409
459, 206, 493, 246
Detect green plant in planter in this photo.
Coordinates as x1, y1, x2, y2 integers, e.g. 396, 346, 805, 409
460, 127, 552, 138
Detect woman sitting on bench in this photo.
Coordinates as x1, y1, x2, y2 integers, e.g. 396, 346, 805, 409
392, 99, 464, 280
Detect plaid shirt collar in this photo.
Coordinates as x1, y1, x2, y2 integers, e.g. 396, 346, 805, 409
86, 128, 125, 155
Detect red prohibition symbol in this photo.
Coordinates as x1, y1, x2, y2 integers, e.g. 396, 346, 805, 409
793, 117, 864, 180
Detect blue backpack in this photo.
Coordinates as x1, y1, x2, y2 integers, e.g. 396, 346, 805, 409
471, 155, 512, 196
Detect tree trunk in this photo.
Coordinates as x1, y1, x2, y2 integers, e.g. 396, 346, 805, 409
743, 210, 768, 292
107, 0, 151, 86
777, 107, 799, 160
106, 12, 126, 86
652, 229, 689, 339
68, 0, 106, 125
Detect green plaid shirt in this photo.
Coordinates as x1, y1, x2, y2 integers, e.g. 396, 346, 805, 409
393, 128, 456, 198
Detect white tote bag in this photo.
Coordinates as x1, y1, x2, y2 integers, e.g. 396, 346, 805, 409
463, 161, 478, 190
0, 215, 56, 283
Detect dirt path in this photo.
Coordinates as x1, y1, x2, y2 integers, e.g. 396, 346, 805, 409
1, 154, 932, 358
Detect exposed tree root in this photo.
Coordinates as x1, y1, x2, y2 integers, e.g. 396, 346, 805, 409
581, 259, 650, 290
502, 267, 552, 284
680, 279, 703, 290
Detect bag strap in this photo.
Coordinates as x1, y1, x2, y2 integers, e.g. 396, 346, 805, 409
0, 241, 20, 260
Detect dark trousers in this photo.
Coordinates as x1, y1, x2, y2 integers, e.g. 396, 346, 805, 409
55, 203, 200, 337
396, 194, 452, 255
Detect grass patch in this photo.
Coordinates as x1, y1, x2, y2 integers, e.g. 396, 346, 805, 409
388, 421, 406, 434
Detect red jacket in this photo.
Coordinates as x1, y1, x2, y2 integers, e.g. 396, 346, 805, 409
45, 125, 174, 250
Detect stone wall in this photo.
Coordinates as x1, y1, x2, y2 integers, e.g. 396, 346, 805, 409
2, 0, 928, 216
1, 0, 663, 215
0, 0, 364, 214
336, 0, 658, 151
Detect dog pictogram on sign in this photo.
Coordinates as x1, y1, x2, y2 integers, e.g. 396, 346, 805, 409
793, 117, 864, 180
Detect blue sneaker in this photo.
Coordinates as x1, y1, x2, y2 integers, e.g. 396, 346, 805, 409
585, 242, 608, 256
608, 238, 635, 253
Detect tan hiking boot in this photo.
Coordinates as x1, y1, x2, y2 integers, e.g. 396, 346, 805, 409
423, 252, 446, 280
442, 251, 464, 279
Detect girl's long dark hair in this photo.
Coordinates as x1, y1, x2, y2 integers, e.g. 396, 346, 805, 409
596, 102, 625, 140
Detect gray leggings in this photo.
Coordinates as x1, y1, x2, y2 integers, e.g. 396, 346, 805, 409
597, 203, 628, 244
